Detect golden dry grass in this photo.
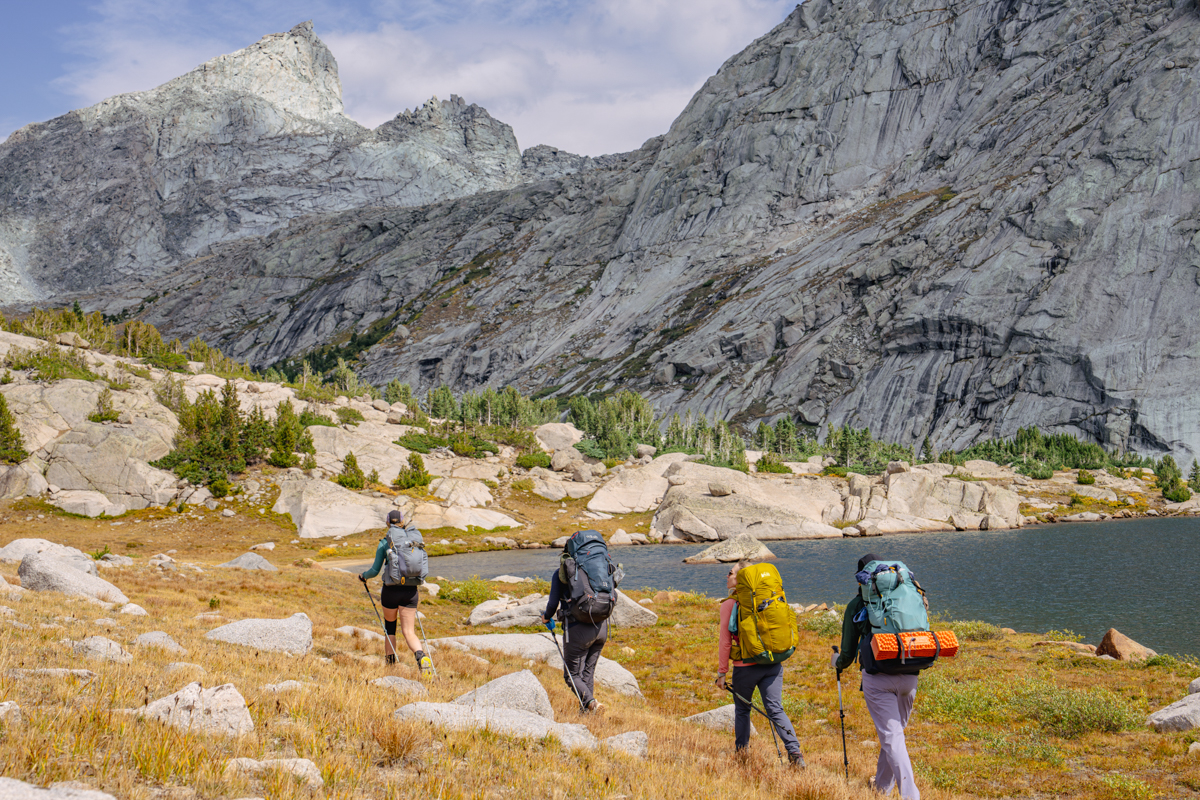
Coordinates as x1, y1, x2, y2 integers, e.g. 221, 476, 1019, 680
1, 500, 1198, 799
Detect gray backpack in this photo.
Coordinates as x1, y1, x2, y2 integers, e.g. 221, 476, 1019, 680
383, 525, 427, 586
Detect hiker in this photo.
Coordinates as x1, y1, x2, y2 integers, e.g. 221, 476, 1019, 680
833, 553, 921, 799
716, 560, 806, 766
359, 509, 433, 675
540, 530, 620, 713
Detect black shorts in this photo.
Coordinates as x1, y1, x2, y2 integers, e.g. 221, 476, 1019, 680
380, 584, 419, 610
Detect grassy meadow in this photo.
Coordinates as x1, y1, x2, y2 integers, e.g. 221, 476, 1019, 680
0, 499, 1198, 800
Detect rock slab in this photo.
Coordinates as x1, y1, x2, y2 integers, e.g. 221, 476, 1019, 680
682, 533, 775, 564
0, 779, 116, 800
684, 705, 756, 735
216, 553, 277, 571
395, 702, 596, 750
71, 636, 133, 664
453, 669, 554, 720
602, 730, 649, 759
17, 552, 128, 605
205, 612, 313, 655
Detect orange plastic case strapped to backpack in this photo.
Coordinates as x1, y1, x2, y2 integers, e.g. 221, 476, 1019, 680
871, 630, 959, 661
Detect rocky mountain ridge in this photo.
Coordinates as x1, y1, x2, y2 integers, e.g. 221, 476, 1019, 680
6, 0, 1200, 462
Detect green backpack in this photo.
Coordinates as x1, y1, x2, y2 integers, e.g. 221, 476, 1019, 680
857, 560, 933, 674
729, 563, 798, 665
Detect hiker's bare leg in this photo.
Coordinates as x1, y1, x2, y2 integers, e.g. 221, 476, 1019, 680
397, 606, 422, 653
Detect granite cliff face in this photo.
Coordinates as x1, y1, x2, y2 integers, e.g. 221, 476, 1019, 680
6, 0, 1200, 461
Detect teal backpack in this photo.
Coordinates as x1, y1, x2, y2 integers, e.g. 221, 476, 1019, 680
856, 560, 932, 674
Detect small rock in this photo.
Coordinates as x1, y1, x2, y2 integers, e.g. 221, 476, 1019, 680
221, 509, 235, 518
371, 676, 428, 697
118, 603, 148, 616
216, 553, 277, 571
17, 553, 128, 605
0, 778, 116, 799
165, 662, 205, 675
608, 529, 633, 546
264, 680, 306, 693
249, 542, 275, 551
709, 482, 734, 497
610, 591, 658, 627
1190, 741, 1200, 757
683, 533, 775, 564
0, 701, 21, 726
223, 758, 323, 788
72, 636, 132, 664
602, 730, 648, 758
335, 625, 384, 642
134, 632, 187, 654
141, 683, 253, 738
683, 705, 756, 735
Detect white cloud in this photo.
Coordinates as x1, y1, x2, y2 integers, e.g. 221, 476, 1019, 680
43, 0, 795, 156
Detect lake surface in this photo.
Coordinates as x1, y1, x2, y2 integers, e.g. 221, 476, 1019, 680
356, 517, 1199, 656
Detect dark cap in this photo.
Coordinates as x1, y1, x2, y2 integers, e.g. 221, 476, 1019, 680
857, 553, 880, 573
386, 510, 405, 526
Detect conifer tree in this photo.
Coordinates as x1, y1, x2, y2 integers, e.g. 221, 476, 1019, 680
0, 393, 28, 465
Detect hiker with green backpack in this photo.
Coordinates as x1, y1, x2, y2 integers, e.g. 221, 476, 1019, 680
832, 553, 931, 799
358, 510, 433, 676
716, 559, 806, 766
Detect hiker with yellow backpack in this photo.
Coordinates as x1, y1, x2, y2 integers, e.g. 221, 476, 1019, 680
715, 559, 806, 766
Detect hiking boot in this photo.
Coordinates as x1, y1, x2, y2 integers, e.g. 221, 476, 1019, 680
418, 655, 434, 677
384, 653, 396, 665
585, 699, 604, 714
787, 751, 806, 768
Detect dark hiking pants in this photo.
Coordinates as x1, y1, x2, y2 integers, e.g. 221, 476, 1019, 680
731, 663, 802, 757
562, 619, 607, 705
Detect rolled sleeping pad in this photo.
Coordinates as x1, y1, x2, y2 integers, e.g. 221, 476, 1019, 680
871, 630, 960, 661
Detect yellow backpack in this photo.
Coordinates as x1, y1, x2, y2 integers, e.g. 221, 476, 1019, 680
729, 563, 798, 665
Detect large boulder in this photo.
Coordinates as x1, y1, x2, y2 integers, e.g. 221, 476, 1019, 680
48, 490, 128, 519
1147, 694, 1200, 733
652, 461, 843, 541
0, 778, 117, 800
43, 423, 179, 509
140, 682, 253, 738
0, 461, 49, 499
205, 612, 313, 655
453, 669, 555, 720
272, 478, 393, 538
395, 702, 596, 750
535, 423, 585, 453
1190, 677, 1200, 695
429, 477, 493, 508
0, 539, 89, 565
1095, 628, 1157, 661
307, 423, 411, 484
18, 552, 128, 604
588, 453, 690, 514
683, 533, 775, 564
610, 591, 658, 627
216, 553, 277, 571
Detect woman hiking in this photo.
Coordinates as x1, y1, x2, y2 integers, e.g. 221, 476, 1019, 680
716, 560, 806, 766
832, 553, 921, 799
359, 509, 433, 676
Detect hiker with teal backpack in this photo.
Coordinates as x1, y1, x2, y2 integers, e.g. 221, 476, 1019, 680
540, 530, 622, 713
716, 559, 806, 767
359, 510, 433, 677
833, 553, 931, 799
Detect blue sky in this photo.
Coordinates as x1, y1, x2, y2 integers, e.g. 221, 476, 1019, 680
0, 0, 795, 155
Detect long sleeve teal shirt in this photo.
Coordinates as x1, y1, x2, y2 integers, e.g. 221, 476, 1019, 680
835, 594, 870, 672
360, 535, 391, 580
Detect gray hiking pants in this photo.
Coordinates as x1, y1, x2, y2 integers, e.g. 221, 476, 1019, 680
562, 619, 607, 706
862, 671, 920, 800
731, 663, 801, 757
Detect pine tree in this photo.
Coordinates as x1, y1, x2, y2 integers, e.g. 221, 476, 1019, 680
87, 387, 119, 423
269, 400, 300, 468
1189, 460, 1200, 492
0, 393, 28, 465
335, 451, 367, 489
920, 435, 935, 464
773, 416, 797, 456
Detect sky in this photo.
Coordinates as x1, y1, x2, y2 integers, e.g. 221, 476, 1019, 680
0, 0, 797, 156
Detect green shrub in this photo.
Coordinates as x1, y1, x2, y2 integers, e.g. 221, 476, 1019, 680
0, 369, 12, 385
209, 479, 230, 498
301, 454, 317, 470
1163, 482, 1191, 503
1076, 469, 1095, 485
515, 451, 551, 470
1042, 629, 1084, 643
144, 351, 189, 372
822, 465, 848, 477
87, 387, 120, 423
443, 576, 498, 605
1014, 682, 1142, 738
335, 451, 367, 490
6, 344, 100, 382
299, 409, 336, 427
335, 407, 365, 426
367, 468, 380, 486
395, 432, 448, 453
511, 478, 535, 492
574, 438, 606, 460
799, 612, 841, 638
393, 452, 432, 490
1019, 461, 1054, 480
756, 451, 792, 474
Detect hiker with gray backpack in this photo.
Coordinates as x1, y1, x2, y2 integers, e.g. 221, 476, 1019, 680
359, 509, 433, 676
832, 553, 945, 800
540, 530, 623, 713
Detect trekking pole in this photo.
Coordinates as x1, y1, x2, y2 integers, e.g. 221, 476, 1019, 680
362, 580, 396, 662
416, 611, 437, 677
833, 646, 849, 780
544, 623, 587, 713
724, 682, 783, 764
